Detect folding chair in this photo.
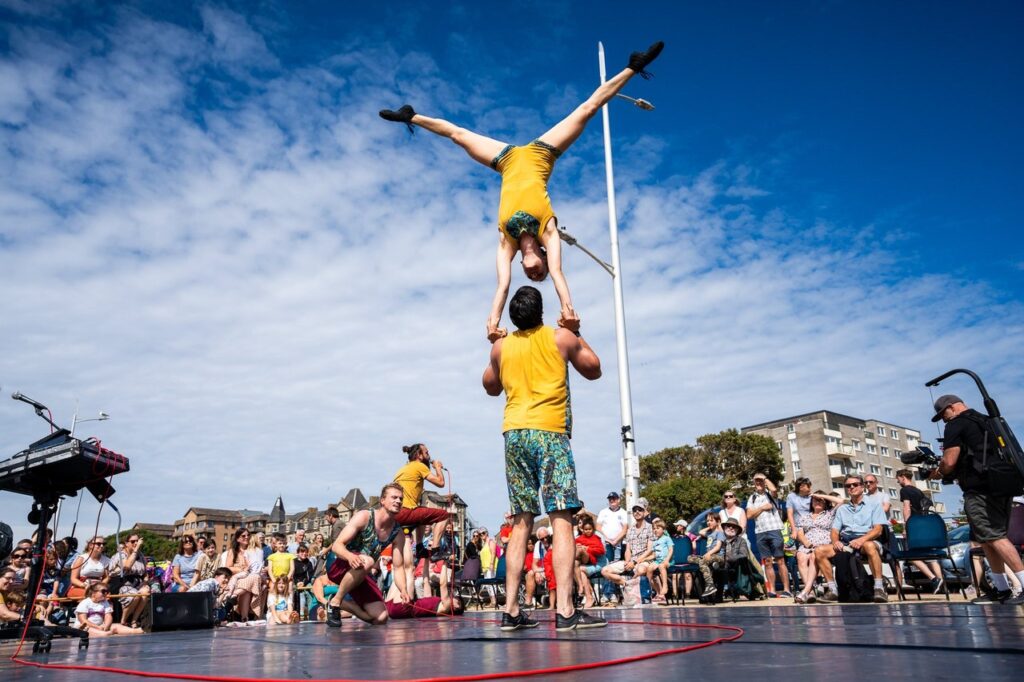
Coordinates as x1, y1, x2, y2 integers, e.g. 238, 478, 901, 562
666, 536, 699, 605
891, 512, 966, 601
453, 557, 483, 609
474, 555, 507, 609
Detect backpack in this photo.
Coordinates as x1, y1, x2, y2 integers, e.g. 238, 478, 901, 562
834, 550, 873, 603
961, 411, 1024, 496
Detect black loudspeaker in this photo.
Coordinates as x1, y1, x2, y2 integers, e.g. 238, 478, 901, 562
149, 591, 216, 632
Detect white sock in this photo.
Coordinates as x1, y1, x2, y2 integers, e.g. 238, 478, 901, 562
992, 573, 1010, 591
874, 579, 883, 590
828, 581, 837, 592
1014, 570, 1024, 591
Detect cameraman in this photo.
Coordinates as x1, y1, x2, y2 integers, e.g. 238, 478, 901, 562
929, 394, 1024, 604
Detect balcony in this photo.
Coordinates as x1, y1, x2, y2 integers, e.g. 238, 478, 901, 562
829, 464, 849, 480
933, 502, 946, 514
823, 427, 843, 439
825, 442, 854, 457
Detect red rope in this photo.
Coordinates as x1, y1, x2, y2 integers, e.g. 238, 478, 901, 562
10, 617, 744, 682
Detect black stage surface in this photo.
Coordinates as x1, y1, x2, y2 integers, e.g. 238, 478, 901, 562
4, 603, 1023, 681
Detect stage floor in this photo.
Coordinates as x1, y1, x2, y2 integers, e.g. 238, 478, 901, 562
4, 602, 1023, 681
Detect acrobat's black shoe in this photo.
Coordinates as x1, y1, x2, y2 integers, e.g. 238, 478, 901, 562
499, 611, 539, 631
627, 41, 664, 79
326, 607, 344, 628
379, 104, 417, 133
555, 609, 607, 631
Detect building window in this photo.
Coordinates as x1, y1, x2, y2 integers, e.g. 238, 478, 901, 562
885, 467, 894, 478
881, 446, 890, 457
928, 482, 941, 492
866, 444, 877, 454
891, 429, 899, 439
877, 426, 886, 437
776, 441, 783, 451
892, 510, 903, 522
790, 440, 799, 452
832, 482, 844, 493
787, 424, 795, 433
888, 488, 898, 498
793, 459, 801, 473
852, 440, 861, 451
856, 461, 865, 472
893, 449, 901, 459
870, 464, 881, 474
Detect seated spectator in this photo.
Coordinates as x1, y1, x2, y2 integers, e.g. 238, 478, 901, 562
785, 477, 815, 531
57, 537, 79, 596
221, 528, 266, 623
649, 520, 674, 604
74, 583, 143, 636
793, 491, 840, 604
720, 517, 765, 599
170, 535, 202, 592
521, 535, 542, 608
267, 533, 295, 583
600, 497, 655, 596
293, 544, 315, 619
189, 567, 232, 596
66, 536, 110, 601
110, 533, 151, 628
266, 576, 296, 625
3, 545, 31, 594
574, 518, 607, 608
542, 534, 558, 605
814, 475, 888, 603
194, 540, 219, 583
287, 529, 306, 555
896, 468, 945, 593
1, 568, 23, 624
35, 545, 62, 624
719, 491, 747, 528
689, 514, 725, 600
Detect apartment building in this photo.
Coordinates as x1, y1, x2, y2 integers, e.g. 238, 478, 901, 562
741, 410, 944, 521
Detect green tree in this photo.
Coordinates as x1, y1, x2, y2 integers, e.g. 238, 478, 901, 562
639, 428, 785, 526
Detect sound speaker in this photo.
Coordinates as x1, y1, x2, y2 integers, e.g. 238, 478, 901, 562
149, 591, 216, 632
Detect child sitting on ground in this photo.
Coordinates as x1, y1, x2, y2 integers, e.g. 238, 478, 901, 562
74, 583, 143, 637
267, 576, 297, 626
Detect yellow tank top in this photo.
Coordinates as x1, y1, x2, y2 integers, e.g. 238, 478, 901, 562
393, 460, 431, 509
478, 540, 494, 570
500, 325, 571, 435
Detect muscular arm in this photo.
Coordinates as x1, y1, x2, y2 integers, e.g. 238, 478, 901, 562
487, 236, 516, 339
933, 446, 960, 479
482, 339, 503, 396
555, 328, 601, 381
330, 511, 370, 568
425, 461, 445, 487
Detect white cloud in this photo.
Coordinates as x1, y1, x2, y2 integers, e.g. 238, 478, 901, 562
2, 6, 1022, 544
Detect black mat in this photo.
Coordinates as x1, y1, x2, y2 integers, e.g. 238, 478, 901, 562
3, 603, 1023, 681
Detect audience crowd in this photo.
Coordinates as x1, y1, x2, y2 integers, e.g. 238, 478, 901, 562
2, 472, 1021, 638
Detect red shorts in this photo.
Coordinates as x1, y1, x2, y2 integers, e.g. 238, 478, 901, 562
326, 560, 384, 608
395, 506, 449, 528
385, 596, 442, 619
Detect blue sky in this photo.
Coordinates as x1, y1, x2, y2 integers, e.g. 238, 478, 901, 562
1, 1, 1022, 540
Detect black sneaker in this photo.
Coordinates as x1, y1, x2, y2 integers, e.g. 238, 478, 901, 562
499, 611, 539, 631
1006, 592, 1024, 606
326, 607, 344, 628
972, 589, 1011, 605
379, 104, 416, 133
555, 609, 607, 632
627, 41, 665, 79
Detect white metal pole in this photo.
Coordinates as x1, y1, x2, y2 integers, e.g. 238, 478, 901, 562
598, 42, 640, 508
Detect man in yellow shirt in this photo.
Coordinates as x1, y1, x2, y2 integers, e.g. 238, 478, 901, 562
393, 443, 450, 599
482, 285, 605, 633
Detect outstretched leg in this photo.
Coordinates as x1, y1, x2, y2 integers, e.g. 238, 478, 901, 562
380, 106, 508, 169
538, 41, 663, 152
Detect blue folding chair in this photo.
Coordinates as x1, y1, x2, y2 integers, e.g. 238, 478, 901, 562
891, 513, 964, 601
666, 536, 700, 605
474, 555, 507, 609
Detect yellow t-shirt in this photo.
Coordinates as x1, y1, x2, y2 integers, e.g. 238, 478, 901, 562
394, 460, 431, 509
500, 325, 570, 435
267, 551, 295, 579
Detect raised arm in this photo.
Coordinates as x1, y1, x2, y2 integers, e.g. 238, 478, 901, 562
539, 226, 574, 322
555, 328, 601, 381
487, 236, 516, 341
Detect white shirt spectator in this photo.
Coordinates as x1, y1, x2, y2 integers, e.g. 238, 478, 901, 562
747, 492, 784, 533
596, 506, 629, 544
863, 490, 890, 518
75, 597, 112, 627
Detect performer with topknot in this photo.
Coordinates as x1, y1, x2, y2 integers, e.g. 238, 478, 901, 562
379, 41, 664, 342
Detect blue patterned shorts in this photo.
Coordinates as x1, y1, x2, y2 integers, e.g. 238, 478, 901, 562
504, 429, 581, 516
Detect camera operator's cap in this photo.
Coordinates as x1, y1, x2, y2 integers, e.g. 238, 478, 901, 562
633, 497, 649, 511
931, 394, 963, 422
721, 516, 743, 532
607, 491, 620, 500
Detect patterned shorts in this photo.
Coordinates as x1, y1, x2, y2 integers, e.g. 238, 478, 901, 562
504, 429, 581, 516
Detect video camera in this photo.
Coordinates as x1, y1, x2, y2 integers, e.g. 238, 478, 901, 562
900, 446, 953, 484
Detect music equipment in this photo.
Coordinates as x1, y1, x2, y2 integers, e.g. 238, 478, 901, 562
0, 429, 129, 500
149, 592, 216, 632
